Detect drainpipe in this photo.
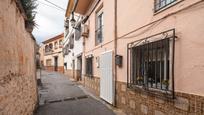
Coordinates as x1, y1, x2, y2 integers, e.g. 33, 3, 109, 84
114, 0, 118, 107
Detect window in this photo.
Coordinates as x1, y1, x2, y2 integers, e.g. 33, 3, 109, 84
45, 45, 49, 52
127, 29, 175, 97
155, 0, 176, 12
75, 24, 81, 41
46, 59, 52, 66
86, 57, 93, 76
95, 10, 103, 45
54, 41, 58, 49
59, 40, 63, 45
49, 43, 53, 51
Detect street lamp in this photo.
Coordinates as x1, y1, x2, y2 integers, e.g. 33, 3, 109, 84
70, 12, 76, 27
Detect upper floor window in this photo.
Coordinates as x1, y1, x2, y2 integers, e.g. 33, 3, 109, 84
54, 41, 58, 49
95, 9, 104, 45
75, 24, 82, 41
59, 40, 63, 45
49, 43, 53, 51
45, 45, 49, 52
155, 0, 176, 12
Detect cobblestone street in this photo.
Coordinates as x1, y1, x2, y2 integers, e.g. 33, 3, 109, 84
34, 71, 115, 115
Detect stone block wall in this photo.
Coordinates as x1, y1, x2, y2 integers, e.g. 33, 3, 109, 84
84, 76, 100, 96
116, 81, 204, 115
0, 0, 37, 114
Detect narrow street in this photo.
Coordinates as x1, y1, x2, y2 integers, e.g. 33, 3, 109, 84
35, 71, 115, 115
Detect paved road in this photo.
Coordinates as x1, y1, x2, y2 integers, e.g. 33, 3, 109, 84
34, 71, 115, 115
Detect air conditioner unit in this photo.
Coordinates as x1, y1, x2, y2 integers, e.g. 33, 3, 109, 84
81, 24, 89, 38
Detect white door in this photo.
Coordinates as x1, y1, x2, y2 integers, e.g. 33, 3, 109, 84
100, 51, 114, 104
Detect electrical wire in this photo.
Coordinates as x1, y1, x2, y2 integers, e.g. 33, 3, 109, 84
43, 0, 66, 11
37, 1, 65, 12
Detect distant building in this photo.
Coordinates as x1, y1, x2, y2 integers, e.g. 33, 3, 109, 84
42, 33, 64, 73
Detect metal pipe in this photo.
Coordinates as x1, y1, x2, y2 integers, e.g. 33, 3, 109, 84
113, 0, 118, 107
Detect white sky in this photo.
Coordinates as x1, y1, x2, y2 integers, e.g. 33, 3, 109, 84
32, 0, 68, 44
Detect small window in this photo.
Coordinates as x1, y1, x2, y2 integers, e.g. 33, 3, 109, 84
86, 57, 93, 76
95, 9, 104, 45
155, 0, 176, 12
46, 59, 52, 66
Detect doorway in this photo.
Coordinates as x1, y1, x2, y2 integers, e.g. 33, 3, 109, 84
100, 51, 114, 104
54, 56, 58, 71
77, 56, 82, 81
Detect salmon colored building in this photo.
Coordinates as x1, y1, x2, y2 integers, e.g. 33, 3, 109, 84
65, 0, 204, 114
42, 33, 64, 73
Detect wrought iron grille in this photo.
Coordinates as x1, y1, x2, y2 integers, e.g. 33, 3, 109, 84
155, 0, 176, 12
127, 29, 175, 98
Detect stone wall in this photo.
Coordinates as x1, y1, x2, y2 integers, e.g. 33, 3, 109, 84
116, 81, 204, 115
65, 69, 82, 81
84, 76, 100, 96
81, 76, 204, 115
0, 0, 37, 115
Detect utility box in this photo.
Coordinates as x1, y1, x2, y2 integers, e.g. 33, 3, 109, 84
115, 55, 123, 67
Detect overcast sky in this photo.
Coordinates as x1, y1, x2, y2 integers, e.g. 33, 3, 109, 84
32, 0, 68, 44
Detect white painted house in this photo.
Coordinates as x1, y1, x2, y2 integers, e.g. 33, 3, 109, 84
63, 13, 84, 81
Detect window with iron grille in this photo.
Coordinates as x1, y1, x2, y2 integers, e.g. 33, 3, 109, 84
155, 0, 176, 12
127, 29, 175, 98
86, 57, 93, 76
95, 10, 103, 45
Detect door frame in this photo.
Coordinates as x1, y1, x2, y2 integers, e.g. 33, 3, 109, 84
54, 56, 58, 71
100, 50, 115, 105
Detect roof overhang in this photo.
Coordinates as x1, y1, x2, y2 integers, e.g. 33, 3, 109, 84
42, 33, 64, 44
75, 0, 94, 15
65, 0, 94, 17
65, 0, 75, 17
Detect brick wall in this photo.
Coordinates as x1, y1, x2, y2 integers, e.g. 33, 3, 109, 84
0, 0, 37, 114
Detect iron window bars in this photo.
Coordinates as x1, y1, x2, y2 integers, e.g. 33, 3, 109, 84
95, 12, 104, 45
127, 29, 175, 98
155, 0, 176, 12
86, 57, 93, 77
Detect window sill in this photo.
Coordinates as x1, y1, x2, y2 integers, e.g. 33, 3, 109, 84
128, 84, 174, 100
154, 0, 184, 16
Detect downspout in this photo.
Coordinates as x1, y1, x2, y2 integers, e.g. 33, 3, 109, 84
114, 0, 118, 107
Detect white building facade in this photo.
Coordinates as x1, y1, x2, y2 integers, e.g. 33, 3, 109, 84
63, 14, 84, 81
